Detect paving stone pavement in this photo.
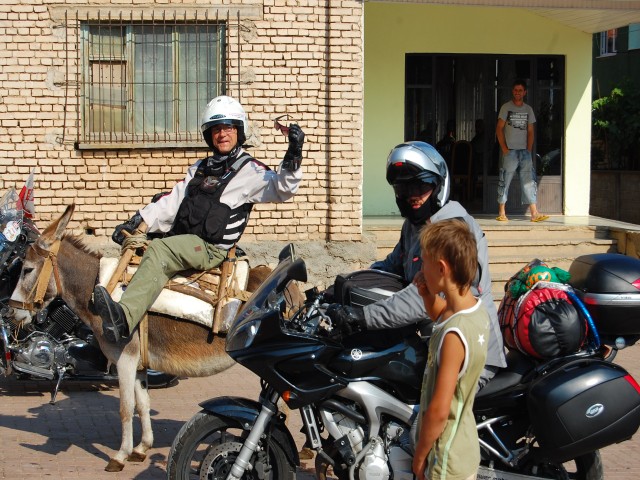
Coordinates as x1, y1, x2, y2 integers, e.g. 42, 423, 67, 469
1, 345, 640, 479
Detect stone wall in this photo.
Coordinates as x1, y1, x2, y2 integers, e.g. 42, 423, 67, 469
0, 0, 364, 243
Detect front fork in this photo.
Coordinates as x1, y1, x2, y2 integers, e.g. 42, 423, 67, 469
226, 389, 280, 480
0, 308, 13, 376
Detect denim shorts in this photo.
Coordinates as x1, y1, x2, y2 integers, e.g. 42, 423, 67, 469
496, 149, 537, 205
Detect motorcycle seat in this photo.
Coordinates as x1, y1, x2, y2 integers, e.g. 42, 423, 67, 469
476, 350, 535, 399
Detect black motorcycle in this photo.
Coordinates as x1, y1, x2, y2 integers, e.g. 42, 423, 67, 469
166, 244, 640, 480
0, 188, 176, 403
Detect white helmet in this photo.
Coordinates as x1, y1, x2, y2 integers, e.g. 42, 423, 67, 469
200, 95, 247, 149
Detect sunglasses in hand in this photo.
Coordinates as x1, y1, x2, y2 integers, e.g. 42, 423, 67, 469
273, 115, 291, 137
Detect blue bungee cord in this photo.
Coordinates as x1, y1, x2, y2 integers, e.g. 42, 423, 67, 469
566, 289, 601, 350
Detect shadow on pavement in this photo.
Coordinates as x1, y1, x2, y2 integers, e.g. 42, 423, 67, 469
0, 376, 188, 479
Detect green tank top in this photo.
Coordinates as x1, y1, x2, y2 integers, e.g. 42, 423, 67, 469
417, 299, 489, 479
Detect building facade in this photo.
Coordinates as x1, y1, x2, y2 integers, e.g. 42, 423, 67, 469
3, 1, 640, 247
0, 0, 365, 242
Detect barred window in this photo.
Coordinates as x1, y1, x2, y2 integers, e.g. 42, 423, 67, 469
71, 12, 239, 149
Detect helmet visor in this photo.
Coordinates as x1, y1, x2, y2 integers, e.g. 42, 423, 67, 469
392, 181, 435, 199
202, 118, 243, 133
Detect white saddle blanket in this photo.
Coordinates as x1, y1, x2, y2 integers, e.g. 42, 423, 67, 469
98, 257, 250, 332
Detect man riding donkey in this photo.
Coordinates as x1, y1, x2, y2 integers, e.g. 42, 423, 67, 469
93, 95, 305, 343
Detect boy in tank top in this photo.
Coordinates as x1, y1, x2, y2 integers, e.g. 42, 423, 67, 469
412, 219, 489, 480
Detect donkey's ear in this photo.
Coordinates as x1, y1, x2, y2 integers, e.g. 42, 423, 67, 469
40, 204, 75, 245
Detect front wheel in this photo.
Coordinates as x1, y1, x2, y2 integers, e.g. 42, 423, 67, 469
167, 411, 295, 480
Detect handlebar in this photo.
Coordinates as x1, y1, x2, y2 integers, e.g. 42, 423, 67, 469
284, 289, 339, 338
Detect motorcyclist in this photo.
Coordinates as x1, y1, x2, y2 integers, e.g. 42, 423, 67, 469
93, 95, 304, 343
326, 141, 506, 388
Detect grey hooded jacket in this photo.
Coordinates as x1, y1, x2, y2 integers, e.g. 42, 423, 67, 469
364, 200, 507, 369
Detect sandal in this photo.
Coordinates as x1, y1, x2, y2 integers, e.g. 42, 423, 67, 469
531, 214, 549, 223
496, 215, 509, 222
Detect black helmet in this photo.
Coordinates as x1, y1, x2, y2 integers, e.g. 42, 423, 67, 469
386, 141, 450, 223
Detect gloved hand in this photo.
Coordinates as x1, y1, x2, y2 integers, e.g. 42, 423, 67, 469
112, 211, 144, 245
282, 124, 305, 171
325, 304, 367, 337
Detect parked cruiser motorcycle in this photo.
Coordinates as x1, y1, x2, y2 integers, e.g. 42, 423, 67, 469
167, 245, 640, 480
0, 188, 176, 403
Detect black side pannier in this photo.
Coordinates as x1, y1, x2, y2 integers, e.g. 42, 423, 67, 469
528, 359, 640, 462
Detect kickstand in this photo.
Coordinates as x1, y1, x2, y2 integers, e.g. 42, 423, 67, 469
50, 366, 66, 405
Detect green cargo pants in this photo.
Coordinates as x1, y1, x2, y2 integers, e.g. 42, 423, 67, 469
118, 234, 227, 332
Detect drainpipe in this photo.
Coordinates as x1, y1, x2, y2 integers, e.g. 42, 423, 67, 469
325, 0, 334, 242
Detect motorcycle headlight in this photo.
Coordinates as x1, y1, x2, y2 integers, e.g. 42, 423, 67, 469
226, 315, 262, 352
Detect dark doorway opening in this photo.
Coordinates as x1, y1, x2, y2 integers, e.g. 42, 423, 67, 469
405, 54, 565, 214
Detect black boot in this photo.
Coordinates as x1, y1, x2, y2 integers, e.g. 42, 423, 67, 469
92, 285, 130, 343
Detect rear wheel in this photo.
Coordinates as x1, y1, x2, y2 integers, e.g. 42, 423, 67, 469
573, 452, 604, 480
531, 450, 603, 479
167, 411, 295, 480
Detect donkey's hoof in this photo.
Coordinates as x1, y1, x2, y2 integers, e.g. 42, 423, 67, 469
128, 451, 147, 462
105, 458, 125, 472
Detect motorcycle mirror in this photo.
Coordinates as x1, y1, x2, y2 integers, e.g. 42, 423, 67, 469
278, 244, 296, 263
276, 258, 307, 293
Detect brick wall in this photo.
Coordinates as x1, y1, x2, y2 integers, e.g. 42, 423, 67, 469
0, 0, 364, 242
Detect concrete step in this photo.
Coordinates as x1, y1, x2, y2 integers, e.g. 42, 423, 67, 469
367, 223, 609, 239
365, 226, 407, 242
366, 218, 622, 310
487, 238, 616, 257
489, 255, 574, 276
372, 228, 609, 245
490, 257, 589, 303
376, 246, 394, 259
375, 238, 617, 263
482, 225, 609, 241
370, 225, 612, 254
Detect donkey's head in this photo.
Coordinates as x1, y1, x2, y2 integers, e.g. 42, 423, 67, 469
9, 204, 75, 324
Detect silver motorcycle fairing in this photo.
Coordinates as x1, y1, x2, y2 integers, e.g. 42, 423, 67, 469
315, 384, 562, 480
316, 381, 416, 480
333, 381, 416, 437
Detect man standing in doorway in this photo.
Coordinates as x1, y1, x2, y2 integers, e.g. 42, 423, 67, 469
495, 79, 548, 223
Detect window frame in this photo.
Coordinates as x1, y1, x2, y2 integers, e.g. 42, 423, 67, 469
51, 7, 255, 150
79, 20, 227, 149
598, 29, 618, 57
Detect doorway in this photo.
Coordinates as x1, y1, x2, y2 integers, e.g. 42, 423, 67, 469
405, 54, 565, 214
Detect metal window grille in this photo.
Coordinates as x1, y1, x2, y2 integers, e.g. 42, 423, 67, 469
63, 10, 241, 149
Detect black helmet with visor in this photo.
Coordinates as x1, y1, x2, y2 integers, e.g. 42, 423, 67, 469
386, 141, 450, 224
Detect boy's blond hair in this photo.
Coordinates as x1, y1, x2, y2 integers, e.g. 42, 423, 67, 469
419, 219, 478, 294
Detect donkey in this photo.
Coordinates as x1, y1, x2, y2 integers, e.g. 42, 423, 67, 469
8, 204, 289, 472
